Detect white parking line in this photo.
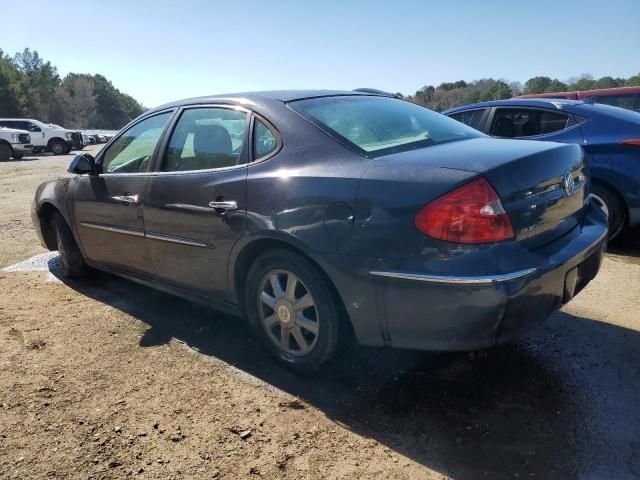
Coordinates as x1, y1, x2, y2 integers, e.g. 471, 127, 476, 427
3, 251, 62, 282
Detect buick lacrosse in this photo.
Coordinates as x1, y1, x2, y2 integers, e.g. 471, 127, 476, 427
32, 90, 607, 372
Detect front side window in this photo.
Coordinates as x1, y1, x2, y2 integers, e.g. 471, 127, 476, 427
289, 96, 483, 157
101, 112, 171, 173
26, 122, 41, 132
253, 118, 277, 159
163, 108, 248, 172
448, 109, 486, 130
491, 108, 570, 138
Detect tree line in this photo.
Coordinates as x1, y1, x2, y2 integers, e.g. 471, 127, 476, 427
0, 48, 144, 129
407, 73, 640, 111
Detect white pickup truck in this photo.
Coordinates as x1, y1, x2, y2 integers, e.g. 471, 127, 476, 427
0, 127, 33, 161
0, 118, 84, 155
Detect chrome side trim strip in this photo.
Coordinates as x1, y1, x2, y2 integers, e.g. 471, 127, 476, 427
145, 232, 210, 248
369, 268, 538, 285
79, 222, 145, 237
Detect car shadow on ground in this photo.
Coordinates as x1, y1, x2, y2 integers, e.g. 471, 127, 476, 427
46, 254, 640, 480
608, 226, 640, 259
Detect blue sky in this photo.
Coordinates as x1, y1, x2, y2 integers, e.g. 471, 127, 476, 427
3, 0, 638, 107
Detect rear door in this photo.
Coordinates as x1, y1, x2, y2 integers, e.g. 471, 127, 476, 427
142, 106, 254, 301
72, 111, 173, 275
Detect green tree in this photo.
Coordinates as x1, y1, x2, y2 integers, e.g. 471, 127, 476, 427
625, 75, 640, 86
545, 79, 568, 92
525, 76, 552, 94
0, 49, 23, 116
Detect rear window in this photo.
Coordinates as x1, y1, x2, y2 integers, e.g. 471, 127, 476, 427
289, 96, 483, 157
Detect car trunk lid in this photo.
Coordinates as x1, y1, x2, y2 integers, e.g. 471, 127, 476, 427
379, 138, 588, 248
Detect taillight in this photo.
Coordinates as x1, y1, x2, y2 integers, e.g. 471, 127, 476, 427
414, 177, 514, 244
620, 139, 640, 147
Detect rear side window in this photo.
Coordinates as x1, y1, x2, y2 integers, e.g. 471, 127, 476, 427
253, 118, 277, 159
290, 95, 483, 157
164, 107, 248, 171
490, 108, 570, 138
593, 94, 638, 111
448, 109, 486, 130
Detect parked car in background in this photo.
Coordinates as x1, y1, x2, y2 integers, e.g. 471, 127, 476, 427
516, 86, 640, 112
32, 91, 607, 373
0, 118, 83, 154
444, 98, 640, 238
0, 126, 33, 160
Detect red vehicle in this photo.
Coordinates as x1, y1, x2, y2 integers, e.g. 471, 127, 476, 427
516, 86, 640, 112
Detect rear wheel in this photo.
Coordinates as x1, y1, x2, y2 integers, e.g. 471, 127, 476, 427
591, 184, 625, 239
49, 140, 67, 155
50, 212, 87, 278
244, 249, 341, 374
0, 143, 11, 161
12, 152, 23, 160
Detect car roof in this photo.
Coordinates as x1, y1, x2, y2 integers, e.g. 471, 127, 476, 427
443, 98, 587, 114
148, 89, 378, 113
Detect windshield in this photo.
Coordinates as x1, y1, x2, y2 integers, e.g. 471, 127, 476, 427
289, 95, 484, 157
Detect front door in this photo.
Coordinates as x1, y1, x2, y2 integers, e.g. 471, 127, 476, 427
72, 111, 173, 275
143, 106, 249, 301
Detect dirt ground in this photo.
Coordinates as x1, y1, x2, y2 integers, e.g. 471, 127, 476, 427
1, 145, 639, 479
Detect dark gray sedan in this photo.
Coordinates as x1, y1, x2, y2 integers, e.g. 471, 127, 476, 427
32, 90, 607, 373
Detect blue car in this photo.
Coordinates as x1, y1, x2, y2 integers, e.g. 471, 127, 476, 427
32, 91, 607, 373
444, 98, 640, 238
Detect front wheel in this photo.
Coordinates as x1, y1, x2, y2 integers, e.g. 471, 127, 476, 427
590, 184, 625, 239
244, 249, 341, 374
49, 141, 67, 155
50, 212, 87, 278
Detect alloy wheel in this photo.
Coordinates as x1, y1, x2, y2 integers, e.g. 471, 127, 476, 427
257, 269, 319, 357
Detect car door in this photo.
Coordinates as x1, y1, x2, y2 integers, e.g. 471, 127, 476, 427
487, 106, 585, 145
71, 111, 173, 275
142, 106, 252, 301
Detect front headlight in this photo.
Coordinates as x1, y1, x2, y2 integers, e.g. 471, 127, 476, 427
65, 132, 73, 140
11, 133, 18, 142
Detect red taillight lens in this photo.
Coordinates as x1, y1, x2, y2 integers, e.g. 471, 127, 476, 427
620, 139, 640, 148
414, 177, 514, 244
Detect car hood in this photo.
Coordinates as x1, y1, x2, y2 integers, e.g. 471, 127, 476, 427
0, 127, 30, 134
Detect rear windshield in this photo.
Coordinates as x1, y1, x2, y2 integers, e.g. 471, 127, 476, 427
289, 95, 484, 157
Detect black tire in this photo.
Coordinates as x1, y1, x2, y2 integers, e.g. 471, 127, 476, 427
50, 212, 87, 278
49, 140, 67, 155
244, 249, 342, 374
12, 152, 23, 160
0, 143, 11, 161
591, 183, 625, 239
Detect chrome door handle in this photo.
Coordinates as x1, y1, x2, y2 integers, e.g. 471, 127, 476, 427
208, 200, 238, 210
111, 194, 139, 205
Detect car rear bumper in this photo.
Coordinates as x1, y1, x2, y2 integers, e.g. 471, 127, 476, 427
313, 203, 608, 350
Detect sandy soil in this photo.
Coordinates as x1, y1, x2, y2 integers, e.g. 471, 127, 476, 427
1, 145, 639, 479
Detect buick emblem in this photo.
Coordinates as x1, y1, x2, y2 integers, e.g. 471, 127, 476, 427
562, 170, 575, 196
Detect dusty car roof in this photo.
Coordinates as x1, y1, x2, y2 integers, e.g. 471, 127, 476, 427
149, 90, 374, 113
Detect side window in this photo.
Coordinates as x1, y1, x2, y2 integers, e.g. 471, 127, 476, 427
594, 94, 637, 111
26, 122, 41, 132
102, 112, 171, 174
253, 118, 277, 159
491, 108, 570, 138
448, 109, 485, 130
164, 108, 248, 172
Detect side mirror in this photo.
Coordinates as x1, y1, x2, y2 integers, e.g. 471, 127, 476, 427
68, 153, 98, 175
